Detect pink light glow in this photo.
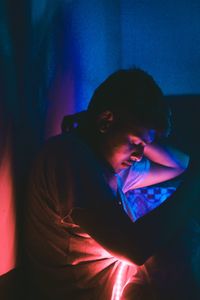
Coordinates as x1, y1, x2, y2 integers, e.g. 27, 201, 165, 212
0, 137, 16, 275
111, 262, 138, 300
111, 262, 127, 300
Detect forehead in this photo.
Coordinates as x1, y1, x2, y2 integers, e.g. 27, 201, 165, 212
115, 112, 158, 143
127, 127, 156, 144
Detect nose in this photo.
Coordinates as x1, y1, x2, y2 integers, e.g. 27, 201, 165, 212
130, 153, 143, 162
130, 145, 144, 162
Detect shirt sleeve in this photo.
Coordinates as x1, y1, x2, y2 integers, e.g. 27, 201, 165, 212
119, 158, 151, 193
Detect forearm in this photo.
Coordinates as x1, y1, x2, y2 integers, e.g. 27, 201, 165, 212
144, 142, 190, 170
72, 164, 200, 266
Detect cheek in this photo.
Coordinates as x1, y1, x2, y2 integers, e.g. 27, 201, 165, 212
112, 145, 131, 158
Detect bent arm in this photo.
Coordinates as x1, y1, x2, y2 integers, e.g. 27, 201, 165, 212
71, 158, 200, 266
144, 142, 189, 169
67, 135, 198, 266
130, 142, 190, 189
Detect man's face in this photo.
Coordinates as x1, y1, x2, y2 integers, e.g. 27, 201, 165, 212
99, 126, 156, 173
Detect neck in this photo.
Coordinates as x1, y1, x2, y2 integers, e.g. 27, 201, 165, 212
76, 119, 115, 174
76, 116, 98, 146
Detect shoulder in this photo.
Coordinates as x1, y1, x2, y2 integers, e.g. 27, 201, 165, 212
41, 132, 88, 158
40, 132, 102, 175
44, 132, 80, 149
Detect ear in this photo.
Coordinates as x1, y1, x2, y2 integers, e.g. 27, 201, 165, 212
97, 110, 114, 133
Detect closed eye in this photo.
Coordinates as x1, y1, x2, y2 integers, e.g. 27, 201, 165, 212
129, 141, 145, 148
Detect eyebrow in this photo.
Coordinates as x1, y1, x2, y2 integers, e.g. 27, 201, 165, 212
129, 136, 147, 146
129, 128, 156, 145
130, 134, 154, 145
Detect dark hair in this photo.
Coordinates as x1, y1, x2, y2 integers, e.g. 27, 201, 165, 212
88, 68, 171, 137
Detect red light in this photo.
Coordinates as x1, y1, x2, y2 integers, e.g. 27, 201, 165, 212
111, 262, 137, 300
0, 139, 16, 275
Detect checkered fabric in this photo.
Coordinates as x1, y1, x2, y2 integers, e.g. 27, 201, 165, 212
126, 187, 176, 221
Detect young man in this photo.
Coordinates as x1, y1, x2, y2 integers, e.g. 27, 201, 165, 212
25, 69, 199, 299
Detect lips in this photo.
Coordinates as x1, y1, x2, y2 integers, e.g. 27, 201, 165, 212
122, 160, 135, 167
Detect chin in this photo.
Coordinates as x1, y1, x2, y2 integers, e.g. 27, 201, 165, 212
115, 164, 129, 173
109, 160, 129, 173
